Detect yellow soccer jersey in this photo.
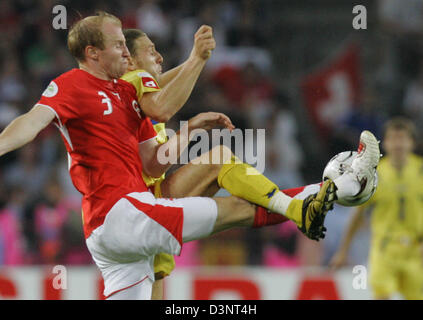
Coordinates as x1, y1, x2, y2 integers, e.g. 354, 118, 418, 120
362, 154, 423, 249
121, 69, 167, 187
121, 69, 161, 100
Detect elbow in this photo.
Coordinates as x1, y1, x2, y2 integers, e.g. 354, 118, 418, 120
151, 113, 171, 123
147, 109, 172, 123
142, 101, 173, 123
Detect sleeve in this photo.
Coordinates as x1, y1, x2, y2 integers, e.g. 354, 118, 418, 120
36, 78, 78, 126
122, 70, 161, 101
138, 116, 158, 144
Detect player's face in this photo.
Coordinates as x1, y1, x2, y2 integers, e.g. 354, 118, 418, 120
131, 36, 163, 79
383, 129, 414, 162
98, 21, 130, 79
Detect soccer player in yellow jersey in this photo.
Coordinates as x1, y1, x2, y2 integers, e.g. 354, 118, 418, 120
120, 29, 171, 299
120, 28, 383, 300
120, 28, 334, 299
330, 117, 423, 300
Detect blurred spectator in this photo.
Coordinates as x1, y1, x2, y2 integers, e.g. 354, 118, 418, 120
0, 56, 26, 104
3, 141, 50, 202
176, 3, 227, 61
0, 184, 26, 265
378, 0, 423, 80
212, 62, 275, 113
0, 1, 21, 45
199, 229, 248, 266
136, 0, 172, 47
403, 60, 423, 153
261, 222, 301, 268
0, 102, 20, 129
264, 93, 304, 189
329, 88, 385, 155
32, 176, 85, 264
61, 202, 92, 265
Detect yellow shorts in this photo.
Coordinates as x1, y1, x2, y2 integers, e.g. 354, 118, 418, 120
369, 243, 423, 299
150, 179, 176, 280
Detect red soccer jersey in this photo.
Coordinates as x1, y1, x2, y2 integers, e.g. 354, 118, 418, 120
37, 69, 157, 238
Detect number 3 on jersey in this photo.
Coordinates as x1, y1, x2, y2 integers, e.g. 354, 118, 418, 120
98, 91, 113, 115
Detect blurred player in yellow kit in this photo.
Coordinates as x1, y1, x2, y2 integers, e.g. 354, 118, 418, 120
331, 117, 423, 300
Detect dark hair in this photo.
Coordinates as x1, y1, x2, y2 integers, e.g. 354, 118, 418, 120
384, 116, 417, 140
123, 29, 146, 56
67, 11, 122, 62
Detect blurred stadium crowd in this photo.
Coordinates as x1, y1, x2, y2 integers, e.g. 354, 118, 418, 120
0, 0, 422, 269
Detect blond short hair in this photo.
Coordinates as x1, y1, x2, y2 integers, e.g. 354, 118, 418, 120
67, 11, 122, 62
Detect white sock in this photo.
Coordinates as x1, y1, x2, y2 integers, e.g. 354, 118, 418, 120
268, 191, 293, 215
333, 172, 361, 199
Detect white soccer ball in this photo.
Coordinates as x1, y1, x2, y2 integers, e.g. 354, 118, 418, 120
323, 151, 378, 206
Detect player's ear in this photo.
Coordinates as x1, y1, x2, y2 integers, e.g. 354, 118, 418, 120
85, 46, 99, 61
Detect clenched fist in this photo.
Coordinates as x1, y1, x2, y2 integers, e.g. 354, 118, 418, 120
190, 25, 216, 61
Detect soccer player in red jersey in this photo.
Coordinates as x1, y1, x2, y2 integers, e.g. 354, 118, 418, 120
0, 12, 375, 300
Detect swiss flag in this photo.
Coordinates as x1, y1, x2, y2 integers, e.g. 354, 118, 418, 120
142, 76, 159, 89
301, 43, 361, 140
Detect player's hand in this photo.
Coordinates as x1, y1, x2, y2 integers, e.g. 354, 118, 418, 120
329, 250, 348, 271
190, 25, 216, 61
187, 112, 235, 132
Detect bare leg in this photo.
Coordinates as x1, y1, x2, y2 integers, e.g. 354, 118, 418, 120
160, 161, 221, 198
152, 145, 229, 299
160, 145, 229, 198
151, 279, 164, 300
211, 196, 256, 234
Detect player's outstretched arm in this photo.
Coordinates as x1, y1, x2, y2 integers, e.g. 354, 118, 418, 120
156, 63, 185, 89
0, 105, 55, 157
329, 205, 366, 270
140, 26, 215, 122
140, 112, 234, 178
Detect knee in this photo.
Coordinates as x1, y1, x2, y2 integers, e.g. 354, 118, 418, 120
210, 144, 234, 165
202, 145, 234, 177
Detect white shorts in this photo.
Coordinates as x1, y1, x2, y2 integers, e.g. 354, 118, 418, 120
86, 191, 218, 299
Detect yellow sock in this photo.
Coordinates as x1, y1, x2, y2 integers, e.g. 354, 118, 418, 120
217, 155, 292, 213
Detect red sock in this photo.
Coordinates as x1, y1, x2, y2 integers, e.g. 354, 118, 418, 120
252, 184, 323, 228
253, 206, 289, 228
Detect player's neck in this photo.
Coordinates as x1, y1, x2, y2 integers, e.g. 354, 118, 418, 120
79, 63, 113, 81
389, 155, 408, 171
